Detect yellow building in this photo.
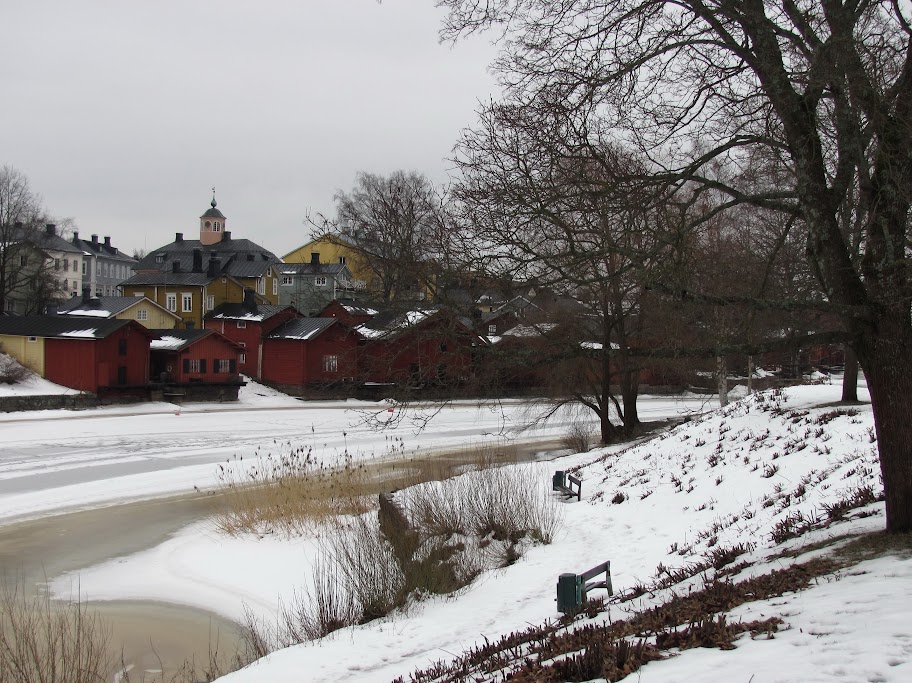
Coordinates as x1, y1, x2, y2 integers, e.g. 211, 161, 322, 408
121, 196, 280, 328
56, 295, 182, 329
284, 233, 371, 290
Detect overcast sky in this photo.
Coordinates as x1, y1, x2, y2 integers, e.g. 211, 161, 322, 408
0, 0, 498, 257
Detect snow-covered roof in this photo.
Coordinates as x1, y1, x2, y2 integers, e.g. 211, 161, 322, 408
150, 336, 186, 350
57, 328, 99, 338
61, 309, 112, 318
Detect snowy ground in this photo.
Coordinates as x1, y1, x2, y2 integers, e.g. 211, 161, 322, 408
46, 380, 912, 683
0, 380, 711, 524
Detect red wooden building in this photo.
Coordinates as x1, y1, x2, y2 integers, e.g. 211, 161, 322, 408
356, 308, 484, 386
150, 329, 243, 385
261, 318, 361, 390
0, 316, 152, 393
204, 298, 299, 378
318, 299, 378, 328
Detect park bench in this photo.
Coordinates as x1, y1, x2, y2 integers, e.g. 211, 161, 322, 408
552, 470, 582, 501
556, 560, 613, 613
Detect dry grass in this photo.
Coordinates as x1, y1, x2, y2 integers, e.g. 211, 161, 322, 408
0, 584, 112, 683
561, 421, 594, 453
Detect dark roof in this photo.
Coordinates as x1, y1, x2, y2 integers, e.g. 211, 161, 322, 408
13, 226, 83, 255
321, 299, 379, 318
121, 272, 215, 287
0, 315, 141, 339
266, 317, 340, 341
135, 237, 280, 279
279, 262, 348, 276
71, 236, 137, 263
206, 303, 293, 322
200, 197, 225, 219
149, 329, 242, 352
57, 296, 142, 317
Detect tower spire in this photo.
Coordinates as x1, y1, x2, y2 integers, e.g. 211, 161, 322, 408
211, 186, 217, 208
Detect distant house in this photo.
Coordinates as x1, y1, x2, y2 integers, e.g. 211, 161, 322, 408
120, 197, 281, 328
204, 295, 300, 378
277, 258, 355, 315
284, 234, 369, 291
356, 308, 484, 386
56, 293, 181, 329
5, 224, 85, 314
149, 329, 243, 386
0, 316, 151, 393
70, 233, 137, 297
261, 318, 361, 391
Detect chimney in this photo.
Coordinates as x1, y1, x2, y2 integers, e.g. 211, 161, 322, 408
89, 296, 102, 309
207, 252, 221, 277
82, 286, 91, 304
172, 260, 182, 273
243, 287, 257, 312
192, 248, 203, 273
222, 231, 231, 241
72, 232, 79, 243
310, 252, 320, 266
45, 223, 56, 236
91, 234, 99, 247
175, 232, 184, 242
103, 236, 112, 251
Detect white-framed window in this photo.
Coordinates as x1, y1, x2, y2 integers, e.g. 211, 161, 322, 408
73, 259, 78, 271
206, 295, 215, 311
323, 355, 338, 373
181, 293, 193, 312
239, 352, 246, 364
282, 275, 294, 286
166, 293, 177, 312
217, 359, 231, 373
134, 292, 145, 297
155, 253, 166, 263
187, 358, 201, 373
257, 277, 266, 295
272, 278, 278, 296
338, 256, 346, 265
315, 276, 327, 287
213, 221, 221, 231
137, 309, 148, 321
488, 324, 497, 334
62, 259, 68, 271
237, 321, 247, 329
27, 336, 37, 343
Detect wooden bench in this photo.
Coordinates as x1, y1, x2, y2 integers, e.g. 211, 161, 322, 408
552, 470, 582, 501
556, 560, 613, 613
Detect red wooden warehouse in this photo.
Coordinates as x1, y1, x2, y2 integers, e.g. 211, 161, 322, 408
261, 318, 361, 390
150, 329, 243, 385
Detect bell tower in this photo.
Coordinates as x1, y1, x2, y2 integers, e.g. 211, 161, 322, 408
200, 189, 226, 246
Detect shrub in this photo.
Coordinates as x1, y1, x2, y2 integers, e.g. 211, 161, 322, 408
562, 422, 594, 453
0, 352, 32, 384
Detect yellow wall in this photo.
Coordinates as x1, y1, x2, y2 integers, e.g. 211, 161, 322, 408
118, 300, 180, 329
284, 235, 371, 287
0, 334, 46, 375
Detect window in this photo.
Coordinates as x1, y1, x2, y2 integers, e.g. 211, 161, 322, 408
206, 295, 215, 311
488, 324, 497, 334
166, 293, 177, 312
54, 258, 60, 270
62, 259, 68, 271
315, 276, 327, 287
155, 253, 166, 263
27, 336, 37, 343
73, 281, 78, 291
118, 339, 127, 356
82, 261, 86, 275
237, 321, 247, 329
181, 293, 192, 312
338, 256, 346, 265
239, 352, 246, 364
73, 259, 78, 271
323, 355, 338, 373
281, 276, 293, 286
134, 292, 145, 297
257, 277, 265, 295
216, 359, 234, 373
62, 280, 69, 291
183, 358, 206, 373
137, 309, 148, 321
213, 221, 221, 231
272, 278, 278, 296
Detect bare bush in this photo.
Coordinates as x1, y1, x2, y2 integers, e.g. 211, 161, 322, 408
0, 585, 112, 683
561, 422, 593, 453
0, 352, 32, 385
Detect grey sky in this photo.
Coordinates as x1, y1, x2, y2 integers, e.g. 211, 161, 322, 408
1, 0, 497, 257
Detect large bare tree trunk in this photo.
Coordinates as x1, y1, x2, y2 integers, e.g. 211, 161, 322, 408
620, 368, 639, 433
716, 355, 728, 408
842, 344, 859, 402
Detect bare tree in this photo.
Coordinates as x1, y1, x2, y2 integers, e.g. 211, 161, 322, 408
0, 166, 62, 314
332, 171, 450, 306
440, 0, 912, 531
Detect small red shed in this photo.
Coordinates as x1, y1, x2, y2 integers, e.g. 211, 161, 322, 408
150, 329, 243, 384
205, 300, 300, 378
317, 299, 379, 328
